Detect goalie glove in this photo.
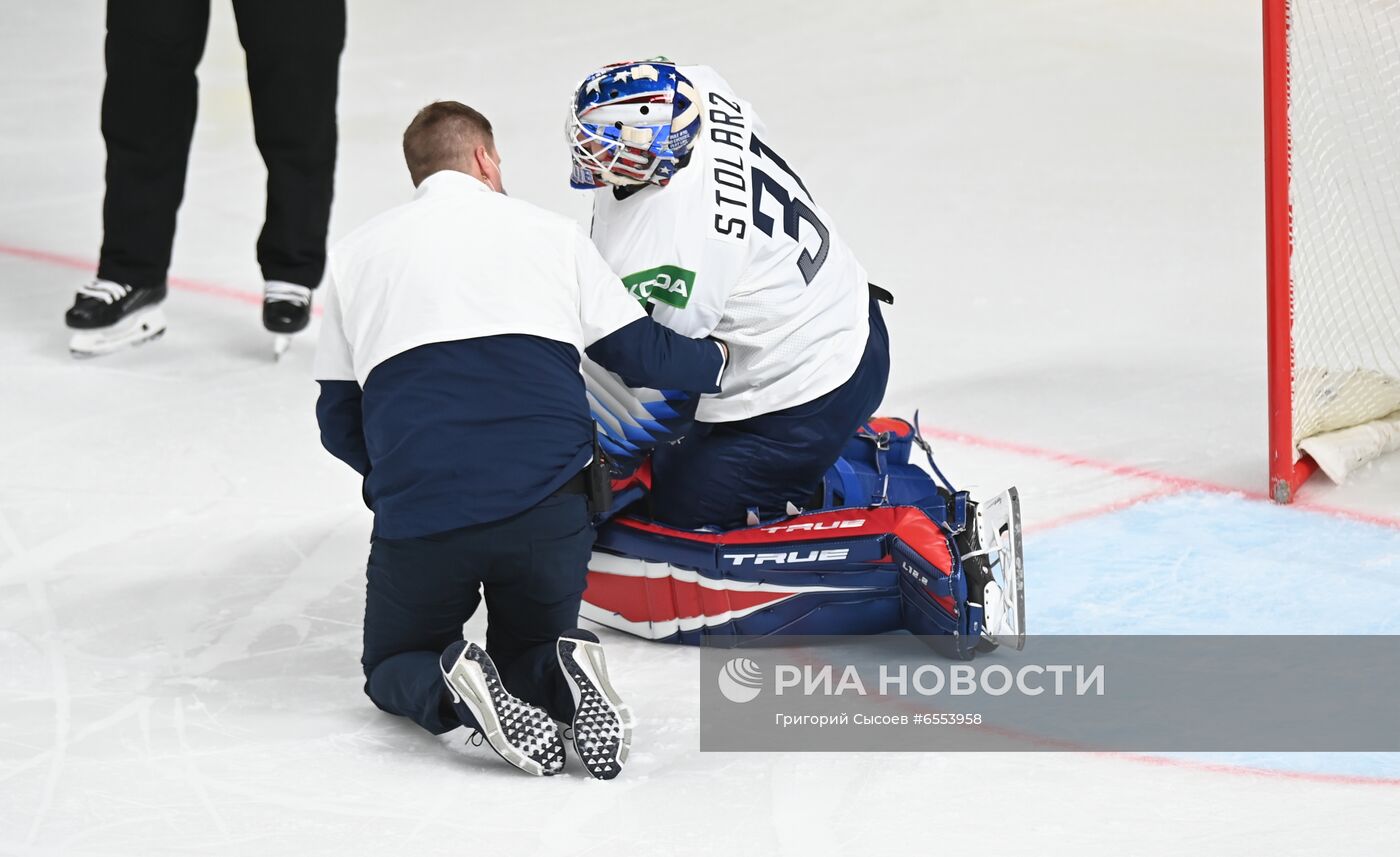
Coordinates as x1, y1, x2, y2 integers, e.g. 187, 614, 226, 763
581, 355, 698, 476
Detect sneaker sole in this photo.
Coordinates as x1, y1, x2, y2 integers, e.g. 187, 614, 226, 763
559, 638, 634, 780
441, 647, 565, 777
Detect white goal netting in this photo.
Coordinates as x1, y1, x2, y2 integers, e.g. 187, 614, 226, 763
1287, 0, 1400, 476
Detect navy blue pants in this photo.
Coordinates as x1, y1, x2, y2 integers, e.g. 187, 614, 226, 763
361, 493, 594, 735
650, 299, 891, 529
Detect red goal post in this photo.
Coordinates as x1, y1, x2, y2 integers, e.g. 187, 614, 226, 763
1263, 0, 1400, 503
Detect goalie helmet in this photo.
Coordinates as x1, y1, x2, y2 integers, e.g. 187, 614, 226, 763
566, 59, 701, 190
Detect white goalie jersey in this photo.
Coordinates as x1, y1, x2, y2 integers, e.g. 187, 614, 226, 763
588, 65, 872, 423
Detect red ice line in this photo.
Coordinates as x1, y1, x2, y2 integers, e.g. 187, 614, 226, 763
790, 650, 1400, 789
3, 240, 1395, 530
1106, 750, 1400, 788
1022, 487, 1179, 535
0, 241, 321, 314
6, 239, 1400, 789
918, 425, 1400, 532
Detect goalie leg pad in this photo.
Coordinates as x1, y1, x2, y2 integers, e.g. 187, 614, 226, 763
580, 410, 1023, 656
582, 504, 979, 648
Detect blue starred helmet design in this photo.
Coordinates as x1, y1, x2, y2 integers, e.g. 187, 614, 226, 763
566, 59, 701, 190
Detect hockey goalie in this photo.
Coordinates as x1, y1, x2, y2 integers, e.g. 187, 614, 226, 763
566, 59, 1024, 656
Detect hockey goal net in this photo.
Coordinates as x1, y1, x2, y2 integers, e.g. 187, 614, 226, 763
1265, 0, 1400, 502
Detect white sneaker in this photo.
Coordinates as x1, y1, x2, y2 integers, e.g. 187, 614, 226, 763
557, 629, 634, 780
439, 641, 566, 776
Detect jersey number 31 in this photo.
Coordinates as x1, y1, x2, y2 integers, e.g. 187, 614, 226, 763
749, 134, 831, 285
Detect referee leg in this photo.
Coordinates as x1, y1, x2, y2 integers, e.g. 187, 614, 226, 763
231, 0, 345, 289
97, 0, 211, 289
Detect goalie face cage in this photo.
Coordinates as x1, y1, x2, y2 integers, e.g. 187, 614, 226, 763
1264, 0, 1400, 503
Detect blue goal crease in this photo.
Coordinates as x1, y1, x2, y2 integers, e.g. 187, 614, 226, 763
1024, 490, 1400, 779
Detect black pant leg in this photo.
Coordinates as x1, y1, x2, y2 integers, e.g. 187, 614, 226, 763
97, 0, 211, 289
362, 533, 484, 735
481, 494, 594, 722
649, 424, 799, 529
650, 300, 892, 529
231, 0, 345, 288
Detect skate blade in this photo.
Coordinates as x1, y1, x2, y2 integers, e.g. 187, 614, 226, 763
977, 487, 1026, 651
272, 334, 292, 361
69, 308, 167, 358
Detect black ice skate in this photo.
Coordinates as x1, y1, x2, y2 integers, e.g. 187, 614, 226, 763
262, 281, 313, 359
65, 280, 167, 358
439, 641, 566, 776
557, 629, 634, 780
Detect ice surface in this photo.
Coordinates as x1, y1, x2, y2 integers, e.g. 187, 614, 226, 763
2, 1, 1398, 854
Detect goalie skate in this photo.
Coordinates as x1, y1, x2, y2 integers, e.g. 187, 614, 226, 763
970, 487, 1025, 650
68, 306, 167, 358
